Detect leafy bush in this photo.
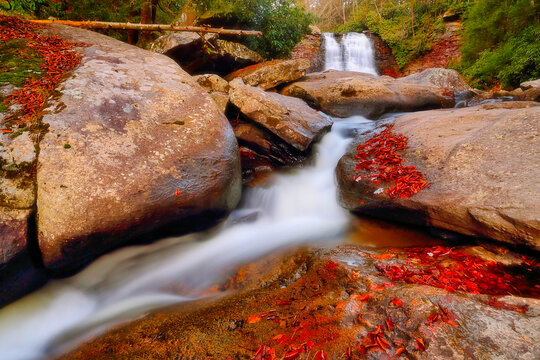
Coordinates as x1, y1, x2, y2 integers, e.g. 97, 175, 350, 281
193, 0, 314, 58
458, 0, 540, 89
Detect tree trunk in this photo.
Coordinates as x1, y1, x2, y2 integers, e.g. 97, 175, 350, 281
28, 20, 263, 36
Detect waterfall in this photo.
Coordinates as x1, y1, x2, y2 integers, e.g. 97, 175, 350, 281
323, 32, 378, 76
0, 41, 381, 360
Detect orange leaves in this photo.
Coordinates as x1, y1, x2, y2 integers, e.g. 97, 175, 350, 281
247, 315, 261, 324
0, 16, 87, 125
385, 317, 394, 331
174, 189, 181, 196
415, 338, 426, 351
1, 129, 13, 133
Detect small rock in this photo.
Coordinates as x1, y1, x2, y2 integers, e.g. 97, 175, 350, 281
229, 79, 332, 151
225, 59, 311, 90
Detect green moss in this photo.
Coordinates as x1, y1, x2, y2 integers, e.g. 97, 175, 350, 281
0, 94, 8, 113
0, 38, 44, 87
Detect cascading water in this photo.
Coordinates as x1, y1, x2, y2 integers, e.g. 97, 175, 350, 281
0, 36, 380, 360
323, 32, 378, 75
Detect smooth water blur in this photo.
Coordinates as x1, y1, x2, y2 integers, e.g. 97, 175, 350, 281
324, 32, 377, 75
0, 116, 376, 360
0, 32, 381, 360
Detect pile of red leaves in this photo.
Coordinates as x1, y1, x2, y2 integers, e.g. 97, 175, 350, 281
353, 125, 428, 198
375, 246, 540, 298
0, 15, 85, 124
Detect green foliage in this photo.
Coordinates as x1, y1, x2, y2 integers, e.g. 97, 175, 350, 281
0, 0, 61, 17
458, 0, 540, 89
193, 0, 315, 58
338, 0, 467, 68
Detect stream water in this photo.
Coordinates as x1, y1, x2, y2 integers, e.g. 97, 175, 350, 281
1, 33, 387, 360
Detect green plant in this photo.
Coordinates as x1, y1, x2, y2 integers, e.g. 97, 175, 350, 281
194, 0, 315, 58
458, 0, 539, 89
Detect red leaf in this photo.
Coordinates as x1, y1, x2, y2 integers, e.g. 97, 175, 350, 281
391, 299, 404, 306
385, 317, 394, 331
283, 348, 302, 360
247, 315, 261, 324
314, 350, 327, 360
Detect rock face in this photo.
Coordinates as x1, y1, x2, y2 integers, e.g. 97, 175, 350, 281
225, 59, 311, 90
229, 79, 333, 151
148, 32, 217, 54
399, 68, 472, 91
0, 128, 37, 269
282, 70, 454, 119
520, 79, 540, 90
364, 31, 400, 77
149, 34, 262, 76
193, 74, 230, 113
337, 102, 540, 250
36, 25, 242, 272
291, 34, 323, 73
60, 244, 540, 360
0, 208, 31, 268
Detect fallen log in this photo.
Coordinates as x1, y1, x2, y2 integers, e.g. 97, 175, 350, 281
28, 19, 263, 36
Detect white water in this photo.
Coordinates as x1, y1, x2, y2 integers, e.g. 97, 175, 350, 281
324, 32, 378, 75
0, 36, 378, 360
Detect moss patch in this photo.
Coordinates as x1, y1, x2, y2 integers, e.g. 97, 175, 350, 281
0, 38, 44, 87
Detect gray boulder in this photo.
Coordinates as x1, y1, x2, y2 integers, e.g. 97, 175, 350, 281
36, 25, 242, 272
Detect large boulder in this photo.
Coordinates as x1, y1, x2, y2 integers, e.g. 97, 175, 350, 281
225, 59, 311, 90
149, 34, 262, 76
399, 68, 472, 92
229, 79, 333, 151
282, 70, 454, 119
337, 102, 540, 250
60, 244, 540, 360
36, 25, 242, 272
148, 31, 217, 54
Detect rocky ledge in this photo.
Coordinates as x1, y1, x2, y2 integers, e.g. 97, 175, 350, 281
337, 102, 540, 250
59, 243, 540, 360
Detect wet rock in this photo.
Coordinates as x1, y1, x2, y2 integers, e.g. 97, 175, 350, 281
229, 79, 333, 151
193, 74, 230, 112
281, 70, 454, 119
337, 102, 540, 250
36, 25, 242, 272
60, 245, 540, 360
399, 68, 472, 92
225, 59, 311, 90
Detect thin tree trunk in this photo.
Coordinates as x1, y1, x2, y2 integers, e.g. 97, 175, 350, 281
28, 20, 263, 36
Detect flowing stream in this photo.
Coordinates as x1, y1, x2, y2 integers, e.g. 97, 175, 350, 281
0, 34, 379, 360
323, 32, 378, 75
